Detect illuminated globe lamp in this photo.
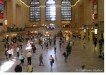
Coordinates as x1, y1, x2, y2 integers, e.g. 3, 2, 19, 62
11, 34, 17, 37
6, 34, 9, 38
45, 31, 51, 37
4, 20, 7, 25
83, 25, 87, 33
42, 24, 45, 27
34, 31, 38, 34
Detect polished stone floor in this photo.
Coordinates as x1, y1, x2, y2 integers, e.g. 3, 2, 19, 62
0, 37, 104, 72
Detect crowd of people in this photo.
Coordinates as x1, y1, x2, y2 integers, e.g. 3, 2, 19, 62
2, 33, 103, 72
1, 33, 74, 72
2, 32, 103, 72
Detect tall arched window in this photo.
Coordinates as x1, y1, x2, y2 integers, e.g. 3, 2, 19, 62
30, 0, 40, 21
61, 0, 72, 20
46, 0, 56, 21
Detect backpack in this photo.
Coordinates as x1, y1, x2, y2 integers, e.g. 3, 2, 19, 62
52, 58, 54, 63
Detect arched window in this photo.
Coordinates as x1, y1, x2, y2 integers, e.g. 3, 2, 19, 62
46, 0, 56, 21
61, 0, 72, 20
29, 0, 40, 21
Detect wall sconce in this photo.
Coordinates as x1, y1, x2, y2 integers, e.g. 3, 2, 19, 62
84, 29, 86, 32
4, 20, 7, 25
83, 25, 87, 32
42, 24, 44, 26
6, 34, 8, 37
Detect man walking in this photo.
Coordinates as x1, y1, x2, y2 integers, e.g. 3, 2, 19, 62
16, 46, 20, 57
63, 51, 68, 63
49, 55, 54, 71
27, 51, 32, 64
54, 46, 56, 54
39, 54, 44, 66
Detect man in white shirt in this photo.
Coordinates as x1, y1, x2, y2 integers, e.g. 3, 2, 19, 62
16, 46, 20, 57
27, 51, 32, 64
7, 48, 13, 59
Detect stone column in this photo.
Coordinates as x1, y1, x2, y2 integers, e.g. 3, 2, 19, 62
21, 5, 26, 28
16, 4, 21, 27
97, 0, 104, 40
7, 0, 14, 27
56, 0, 61, 27
40, 0, 45, 26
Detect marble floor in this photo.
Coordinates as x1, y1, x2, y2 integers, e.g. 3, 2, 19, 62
0, 37, 104, 72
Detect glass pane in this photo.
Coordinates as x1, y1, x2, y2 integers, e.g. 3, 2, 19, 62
61, 0, 72, 20
29, 0, 40, 21
46, 0, 56, 21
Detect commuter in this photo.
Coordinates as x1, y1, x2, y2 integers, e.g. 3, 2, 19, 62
7, 48, 13, 59
4, 43, 7, 48
40, 44, 43, 49
63, 51, 68, 63
54, 46, 56, 54
20, 42, 23, 49
27, 51, 32, 64
49, 39, 52, 46
46, 43, 48, 49
14, 64, 22, 72
16, 46, 20, 57
19, 54, 25, 66
66, 42, 72, 57
99, 38, 104, 50
4, 49, 8, 59
27, 63, 33, 72
39, 54, 44, 66
54, 39, 56, 46
93, 37, 97, 47
49, 55, 54, 69
32, 45, 36, 53
81, 65, 86, 72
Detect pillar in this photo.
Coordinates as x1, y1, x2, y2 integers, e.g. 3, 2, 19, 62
7, 0, 14, 27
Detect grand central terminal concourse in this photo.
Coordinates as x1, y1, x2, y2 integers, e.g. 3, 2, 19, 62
0, 0, 104, 72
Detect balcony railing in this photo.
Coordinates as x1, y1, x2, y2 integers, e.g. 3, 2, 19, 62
7, 27, 25, 32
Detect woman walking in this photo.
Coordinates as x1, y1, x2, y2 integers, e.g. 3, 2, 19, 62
49, 55, 54, 71
19, 54, 25, 66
